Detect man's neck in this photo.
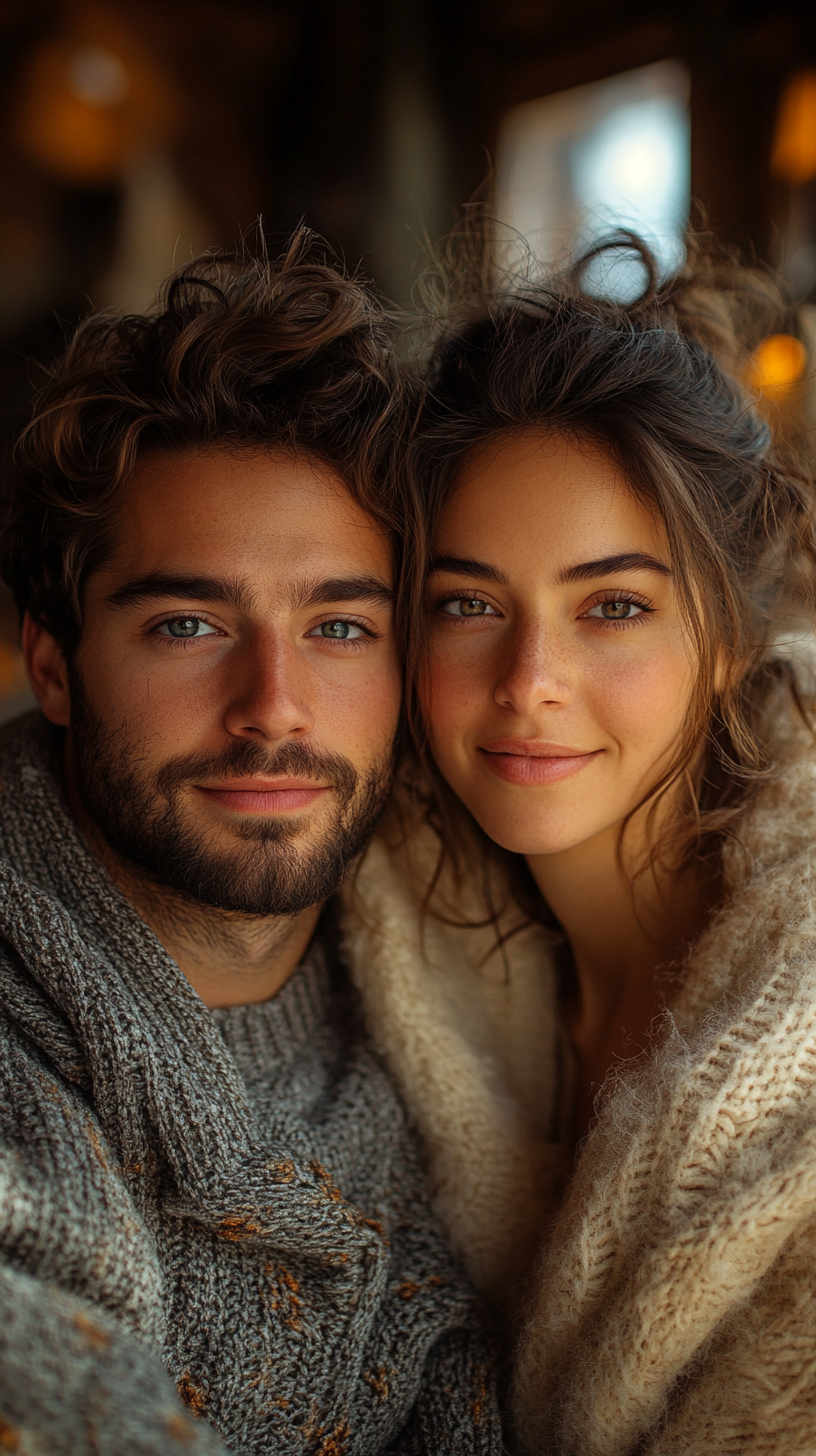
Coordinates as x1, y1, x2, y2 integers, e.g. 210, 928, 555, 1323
66, 784, 321, 1009
117, 856, 322, 1007
110, 862, 321, 1008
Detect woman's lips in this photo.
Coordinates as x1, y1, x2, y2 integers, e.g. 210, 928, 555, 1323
196, 779, 329, 813
478, 742, 603, 786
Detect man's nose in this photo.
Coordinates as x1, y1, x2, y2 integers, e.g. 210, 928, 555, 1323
223, 634, 315, 742
493, 622, 573, 715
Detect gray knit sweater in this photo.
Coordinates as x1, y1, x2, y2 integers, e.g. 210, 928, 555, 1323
0, 715, 501, 1456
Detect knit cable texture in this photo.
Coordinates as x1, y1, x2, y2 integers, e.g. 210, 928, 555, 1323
0, 714, 501, 1456
511, 699, 816, 1455
341, 696, 816, 1454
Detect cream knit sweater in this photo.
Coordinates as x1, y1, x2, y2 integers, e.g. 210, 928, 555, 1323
343, 705, 816, 1454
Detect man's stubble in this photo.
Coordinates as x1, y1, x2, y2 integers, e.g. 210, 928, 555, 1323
67, 664, 395, 917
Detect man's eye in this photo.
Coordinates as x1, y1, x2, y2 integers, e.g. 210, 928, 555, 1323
310, 621, 365, 640
158, 617, 218, 639
441, 598, 496, 618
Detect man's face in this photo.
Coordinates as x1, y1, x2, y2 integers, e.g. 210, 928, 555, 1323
53, 447, 401, 915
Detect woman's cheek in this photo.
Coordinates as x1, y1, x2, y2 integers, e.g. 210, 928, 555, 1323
585, 639, 693, 762
421, 663, 485, 797
422, 645, 484, 729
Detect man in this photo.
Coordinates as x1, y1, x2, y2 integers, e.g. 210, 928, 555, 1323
0, 234, 499, 1455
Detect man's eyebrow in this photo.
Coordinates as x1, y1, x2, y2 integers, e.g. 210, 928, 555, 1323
428, 555, 510, 586
107, 572, 394, 613
106, 573, 256, 611
556, 553, 672, 584
288, 575, 394, 611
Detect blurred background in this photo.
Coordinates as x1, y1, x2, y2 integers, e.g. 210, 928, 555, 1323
0, 0, 815, 715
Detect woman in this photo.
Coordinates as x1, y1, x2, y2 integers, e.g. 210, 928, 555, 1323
343, 236, 816, 1454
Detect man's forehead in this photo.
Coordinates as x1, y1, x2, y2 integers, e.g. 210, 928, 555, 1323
121, 445, 375, 521
102, 446, 393, 598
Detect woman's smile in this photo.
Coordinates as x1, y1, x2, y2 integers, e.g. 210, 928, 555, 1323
478, 740, 604, 785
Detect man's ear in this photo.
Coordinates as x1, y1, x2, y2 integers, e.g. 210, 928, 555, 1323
22, 612, 71, 727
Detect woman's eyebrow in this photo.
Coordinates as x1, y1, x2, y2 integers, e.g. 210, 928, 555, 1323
557, 552, 672, 584
429, 554, 510, 585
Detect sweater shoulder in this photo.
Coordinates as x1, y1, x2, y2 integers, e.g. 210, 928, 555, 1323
341, 814, 567, 1302
0, 1001, 164, 1345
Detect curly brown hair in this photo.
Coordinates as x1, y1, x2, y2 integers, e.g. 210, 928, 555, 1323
404, 227, 816, 909
2, 228, 411, 657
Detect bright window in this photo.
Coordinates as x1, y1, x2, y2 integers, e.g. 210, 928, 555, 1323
495, 60, 690, 295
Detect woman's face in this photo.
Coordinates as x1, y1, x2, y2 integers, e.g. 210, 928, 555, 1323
421, 430, 697, 858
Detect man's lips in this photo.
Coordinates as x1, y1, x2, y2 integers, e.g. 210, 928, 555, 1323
195, 777, 330, 814
478, 740, 603, 786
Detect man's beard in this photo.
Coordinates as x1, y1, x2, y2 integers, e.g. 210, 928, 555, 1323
67, 670, 395, 917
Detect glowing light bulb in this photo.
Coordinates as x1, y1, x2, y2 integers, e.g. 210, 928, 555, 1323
772, 71, 816, 187
748, 334, 807, 395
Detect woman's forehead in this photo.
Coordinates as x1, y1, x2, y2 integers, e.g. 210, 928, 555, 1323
437, 430, 669, 575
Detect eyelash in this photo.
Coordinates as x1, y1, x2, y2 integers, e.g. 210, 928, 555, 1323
149, 612, 225, 649
148, 613, 380, 649
580, 589, 656, 631
432, 587, 656, 630
432, 591, 499, 624
311, 615, 380, 648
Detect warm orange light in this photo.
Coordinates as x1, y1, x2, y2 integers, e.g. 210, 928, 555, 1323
771, 71, 816, 186
748, 333, 808, 396
0, 644, 29, 697
15, 9, 178, 186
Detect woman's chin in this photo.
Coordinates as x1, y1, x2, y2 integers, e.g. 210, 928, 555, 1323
466, 809, 598, 859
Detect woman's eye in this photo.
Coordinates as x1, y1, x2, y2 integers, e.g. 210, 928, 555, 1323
158, 617, 218, 639
441, 598, 497, 618
584, 600, 646, 621
310, 620, 365, 640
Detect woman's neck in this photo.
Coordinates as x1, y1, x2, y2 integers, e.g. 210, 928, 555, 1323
527, 823, 711, 1143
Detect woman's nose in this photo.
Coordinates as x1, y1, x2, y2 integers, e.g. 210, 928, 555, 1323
493, 627, 572, 715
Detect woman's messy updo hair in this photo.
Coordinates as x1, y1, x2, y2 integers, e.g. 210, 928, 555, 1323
404, 223, 816, 908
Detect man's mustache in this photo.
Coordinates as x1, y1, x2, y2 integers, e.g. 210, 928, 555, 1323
156, 739, 359, 805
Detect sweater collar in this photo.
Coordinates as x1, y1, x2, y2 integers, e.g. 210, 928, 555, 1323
210, 939, 332, 1074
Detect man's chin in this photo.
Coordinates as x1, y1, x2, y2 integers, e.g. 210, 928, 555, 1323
117, 852, 333, 919
189, 807, 315, 850
83, 788, 380, 917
